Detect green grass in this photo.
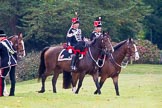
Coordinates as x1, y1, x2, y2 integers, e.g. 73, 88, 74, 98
122, 64, 162, 74
1, 64, 162, 108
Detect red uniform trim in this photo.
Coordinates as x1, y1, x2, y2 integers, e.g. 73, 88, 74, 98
66, 46, 87, 56
0, 37, 7, 41
0, 69, 4, 96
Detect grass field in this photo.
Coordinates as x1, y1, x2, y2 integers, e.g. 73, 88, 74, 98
1, 64, 162, 108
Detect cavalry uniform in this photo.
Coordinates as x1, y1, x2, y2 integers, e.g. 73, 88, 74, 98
90, 17, 104, 68
67, 27, 83, 46
0, 30, 17, 96
90, 17, 102, 41
66, 14, 85, 70
90, 31, 102, 41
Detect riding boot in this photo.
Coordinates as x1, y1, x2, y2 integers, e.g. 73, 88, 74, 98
71, 55, 77, 70
9, 83, 15, 96
9, 66, 16, 96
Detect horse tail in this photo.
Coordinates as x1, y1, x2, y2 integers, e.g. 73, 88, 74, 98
63, 71, 72, 89
38, 47, 49, 81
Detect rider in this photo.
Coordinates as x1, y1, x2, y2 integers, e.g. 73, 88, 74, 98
66, 12, 85, 70
0, 30, 17, 96
90, 17, 105, 68
90, 17, 102, 41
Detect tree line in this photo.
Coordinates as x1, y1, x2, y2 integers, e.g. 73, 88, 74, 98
0, 0, 162, 51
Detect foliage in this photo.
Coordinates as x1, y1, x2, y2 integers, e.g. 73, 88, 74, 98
143, 0, 162, 49
0, 0, 154, 51
135, 39, 160, 64
16, 51, 40, 82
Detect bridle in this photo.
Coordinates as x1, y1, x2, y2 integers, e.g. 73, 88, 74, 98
88, 35, 111, 68
9, 35, 25, 57
109, 40, 138, 68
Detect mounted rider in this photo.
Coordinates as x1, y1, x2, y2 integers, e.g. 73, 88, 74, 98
66, 12, 85, 70
90, 17, 102, 41
90, 17, 105, 68
0, 30, 17, 96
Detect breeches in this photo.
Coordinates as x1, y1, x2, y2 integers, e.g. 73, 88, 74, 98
0, 66, 16, 96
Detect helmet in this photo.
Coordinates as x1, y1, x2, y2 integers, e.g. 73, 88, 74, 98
72, 17, 79, 24
71, 12, 80, 24
0, 30, 6, 37
94, 17, 102, 27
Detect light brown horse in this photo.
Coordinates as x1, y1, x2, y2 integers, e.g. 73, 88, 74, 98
38, 33, 113, 94
8, 33, 26, 58
71, 38, 139, 95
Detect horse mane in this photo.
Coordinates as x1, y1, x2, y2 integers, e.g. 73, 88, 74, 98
113, 40, 127, 51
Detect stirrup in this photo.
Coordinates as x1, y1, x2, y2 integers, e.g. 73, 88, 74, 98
71, 66, 77, 71
73, 66, 77, 70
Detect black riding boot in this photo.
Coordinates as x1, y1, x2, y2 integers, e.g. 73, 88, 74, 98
71, 55, 77, 70
9, 87, 15, 96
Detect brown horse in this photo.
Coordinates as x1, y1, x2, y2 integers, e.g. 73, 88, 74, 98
8, 33, 26, 58
93, 38, 140, 95
71, 38, 139, 95
38, 33, 113, 94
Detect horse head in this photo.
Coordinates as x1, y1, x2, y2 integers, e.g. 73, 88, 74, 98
126, 38, 139, 61
8, 33, 26, 58
102, 32, 114, 53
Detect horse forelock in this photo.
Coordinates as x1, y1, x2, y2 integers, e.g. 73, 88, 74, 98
113, 40, 127, 51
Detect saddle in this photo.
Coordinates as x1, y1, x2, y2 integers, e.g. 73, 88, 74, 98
58, 44, 87, 61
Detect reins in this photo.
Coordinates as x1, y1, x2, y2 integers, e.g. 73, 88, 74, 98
88, 47, 106, 68
109, 53, 129, 68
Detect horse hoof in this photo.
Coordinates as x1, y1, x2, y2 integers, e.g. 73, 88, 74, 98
75, 92, 79, 94
38, 90, 45, 93
98, 91, 101, 95
94, 91, 98, 94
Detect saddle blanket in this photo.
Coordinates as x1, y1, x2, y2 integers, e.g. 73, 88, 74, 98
58, 49, 83, 61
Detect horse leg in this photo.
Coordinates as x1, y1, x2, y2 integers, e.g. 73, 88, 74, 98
92, 72, 101, 95
71, 72, 79, 93
94, 76, 107, 94
112, 75, 120, 96
52, 70, 60, 93
38, 73, 47, 93
75, 72, 85, 94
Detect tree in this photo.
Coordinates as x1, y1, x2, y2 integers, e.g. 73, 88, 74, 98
143, 0, 162, 49
0, 0, 154, 51
0, 0, 18, 35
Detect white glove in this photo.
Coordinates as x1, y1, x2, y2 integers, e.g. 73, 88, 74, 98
68, 42, 71, 46
68, 49, 72, 53
73, 32, 77, 36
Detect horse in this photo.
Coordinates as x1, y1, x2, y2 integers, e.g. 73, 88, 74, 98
71, 38, 139, 95
38, 33, 114, 94
2, 33, 26, 96
8, 33, 26, 58
93, 38, 140, 95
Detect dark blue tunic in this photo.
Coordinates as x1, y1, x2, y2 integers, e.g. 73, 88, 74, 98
90, 31, 102, 41
66, 27, 83, 46
0, 39, 17, 69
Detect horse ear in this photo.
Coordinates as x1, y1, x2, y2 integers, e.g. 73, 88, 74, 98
103, 31, 105, 35
127, 38, 133, 43
19, 33, 23, 39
